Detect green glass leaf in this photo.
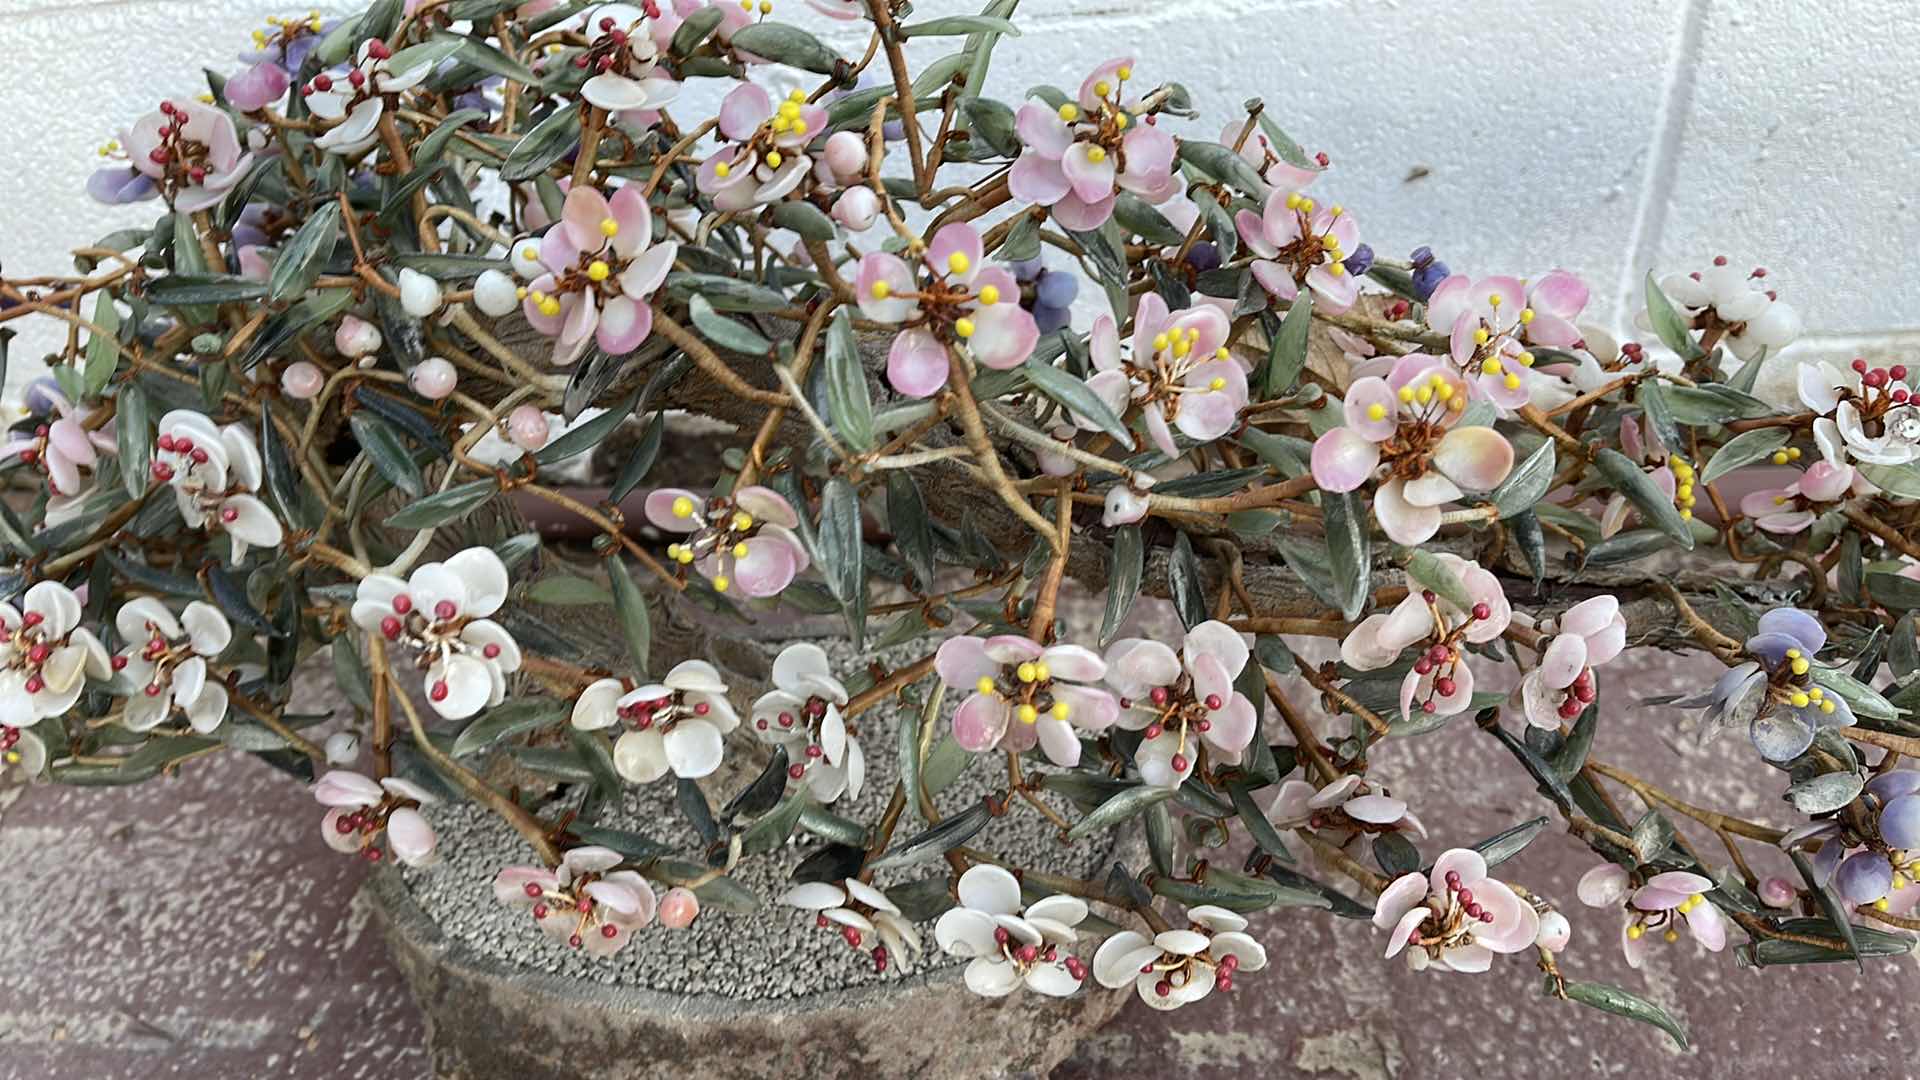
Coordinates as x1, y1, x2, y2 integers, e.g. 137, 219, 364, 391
1067, 783, 1174, 840
82, 290, 121, 397
1471, 816, 1549, 868
145, 275, 269, 305
959, 97, 1020, 157
663, 272, 788, 312
823, 308, 875, 452
526, 574, 615, 606
1642, 270, 1703, 361
1024, 357, 1132, 449
348, 411, 424, 498
452, 698, 569, 756
269, 199, 340, 302
606, 555, 653, 676
1100, 524, 1144, 646
608, 411, 665, 505
1560, 980, 1688, 1049
385, 479, 496, 528
1698, 427, 1790, 486
816, 477, 866, 649
1175, 140, 1267, 198
1167, 530, 1206, 630
901, 14, 1020, 36
1404, 548, 1472, 611
1321, 489, 1371, 620
1489, 438, 1555, 519
115, 383, 151, 498
536, 391, 636, 465
868, 800, 992, 869
1262, 294, 1312, 399
885, 472, 935, 591
728, 23, 842, 73
770, 200, 837, 244
500, 106, 582, 182
1593, 447, 1693, 549
668, 6, 724, 54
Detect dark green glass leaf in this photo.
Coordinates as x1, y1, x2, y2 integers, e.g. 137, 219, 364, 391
868, 799, 992, 869
115, 383, 152, 498
500, 106, 582, 182
385, 479, 496, 528
608, 411, 665, 504
1099, 524, 1144, 646
1262, 294, 1312, 399
348, 412, 424, 498
452, 698, 569, 756
886, 472, 935, 591
606, 555, 652, 676
727, 23, 842, 73
1321, 489, 1370, 620
1067, 783, 1174, 839
1167, 530, 1206, 630
1593, 448, 1694, 549
1699, 427, 1790, 485
1490, 438, 1555, 518
1561, 980, 1688, 1049
823, 308, 874, 452
1642, 271, 1702, 361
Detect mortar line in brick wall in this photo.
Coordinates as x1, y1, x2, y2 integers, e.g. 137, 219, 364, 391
1613, 0, 1709, 340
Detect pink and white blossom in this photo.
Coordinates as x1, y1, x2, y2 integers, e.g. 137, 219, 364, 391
1339, 554, 1511, 721
1310, 357, 1515, 544
644, 485, 809, 597
1798, 357, 1920, 468
1102, 620, 1259, 788
572, 660, 738, 782
782, 878, 921, 973
350, 548, 522, 720
0, 726, 47, 784
0, 384, 116, 501
1092, 905, 1265, 1009
1075, 297, 1243, 458
1576, 864, 1726, 968
576, 5, 681, 119
518, 184, 676, 366
934, 865, 1090, 996
1423, 273, 1568, 409
493, 846, 658, 955
749, 643, 863, 803
856, 222, 1039, 396
114, 598, 233, 733
1239, 185, 1362, 314
696, 84, 826, 210
1373, 848, 1540, 972
1646, 260, 1800, 362
119, 99, 255, 211
1265, 774, 1427, 866
0, 581, 112, 724
313, 769, 439, 867
1007, 59, 1178, 230
1739, 459, 1857, 534
937, 634, 1119, 768
1514, 595, 1627, 728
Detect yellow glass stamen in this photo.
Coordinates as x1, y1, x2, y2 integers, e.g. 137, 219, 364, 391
1017, 662, 1037, 683
713, 576, 730, 592
1017, 703, 1039, 724
1086, 146, 1107, 164
947, 251, 971, 274
1058, 103, 1080, 123
1366, 403, 1387, 421
766, 151, 783, 168
587, 261, 610, 281
870, 280, 891, 299
1051, 701, 1071, 721
732, 542, 749, 558
977, 676, 997, 695
599, 217, 619, 237
1519, 308, 1535, 324
733, 511, 754, 530
954, 317, 976, 338
672, 496, 695, 518
979, 285, 1000, 305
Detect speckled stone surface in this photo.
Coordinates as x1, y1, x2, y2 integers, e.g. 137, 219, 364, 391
5, 604, 1919, 1078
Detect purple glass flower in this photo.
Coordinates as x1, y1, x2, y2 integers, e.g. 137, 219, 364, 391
1674, 607, 1851, 761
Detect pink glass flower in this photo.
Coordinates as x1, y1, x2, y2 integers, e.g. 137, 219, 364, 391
1239, 186, 1362, 314
1102, 620, 1259, 788
1519, 270, 1589, 349
0, 385, 116, 499
519, 184, 676, 366
1423, 273, 1561, 410
1265, 775, 1428, 865
1340, 553, 1511, 721
314, 769, 439, 867
1576, 864, 1726, 968
644, 485, 809, 597
1514, 595, 1626, 728
1076, 297, 1244, 458
937, 634, 1118, 767
1007, 59, 1178, 231
696, 83, 826, 211
226, 61, 292, 112
349, 548, 522, 720
493, 846, 658, 955
121, 99, 255, 212
302, 39, 432, 156
1373, 848, 1540, 973
856, 223, 1039, 396
1310, 358, 1515, 544
572, 660, 739, 782
1740, 460, 1855, 534
1092, 905, 1265, 1009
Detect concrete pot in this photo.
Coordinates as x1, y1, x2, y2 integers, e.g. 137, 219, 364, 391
364, 859, 1135, 1080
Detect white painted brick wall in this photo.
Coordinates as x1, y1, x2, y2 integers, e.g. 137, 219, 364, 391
2, 0, 1913, 395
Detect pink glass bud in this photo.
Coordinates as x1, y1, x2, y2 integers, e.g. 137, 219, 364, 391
335, 315, 383, 358
823, 131, 866, 182
281, 361, 325, 400
1534, 910, 1571, 952
409, 357, 458, 400
659, 886, 701, 928
1758, 876, 1797, 909
832, 186, 880, 232
507, 406, 550, 450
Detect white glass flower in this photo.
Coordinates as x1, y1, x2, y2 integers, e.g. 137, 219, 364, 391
933, 865, 1090, 997
303, 38, 433, 155
750, 643, 863, 803
115, 598, 233, 732
350, 548, 521, 720
0, 581, 112, 723
152, 410, 284, 564
1, 725, 48, 783
578, 5, 681, 115
1091, 905, 1266, 1010
781, 878, 922, 972
572, 659, 738, 782
313, 769, 439, 867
